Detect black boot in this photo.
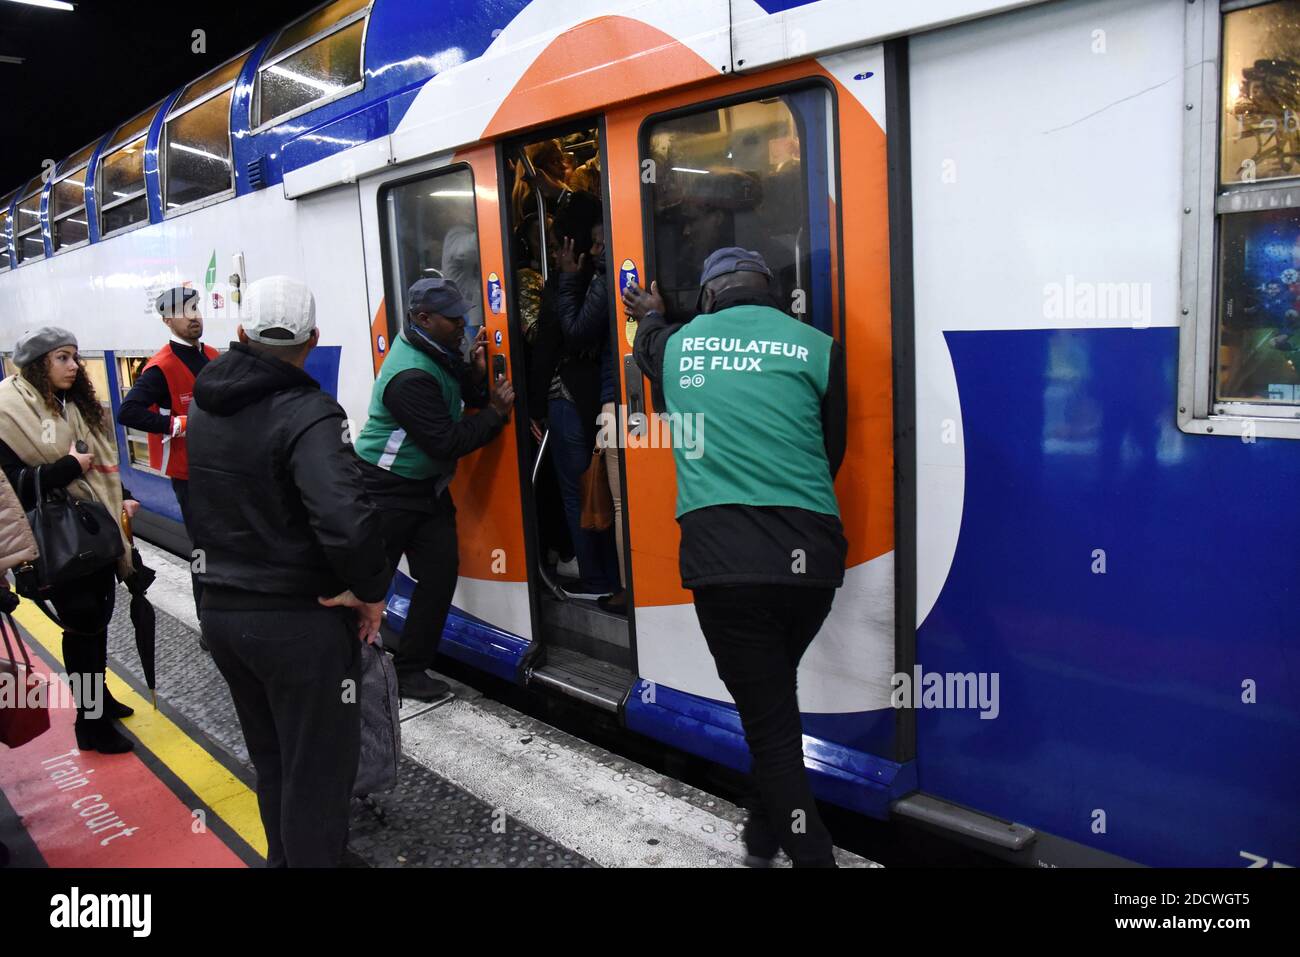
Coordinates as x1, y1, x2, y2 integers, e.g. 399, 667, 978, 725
82, 619, 133, 718
74, 717, 134, 754
102, 687, 134, 720
64, 633, 133, 753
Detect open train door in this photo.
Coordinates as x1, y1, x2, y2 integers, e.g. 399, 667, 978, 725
603, 53, 905, 808
357, 144, 536, 682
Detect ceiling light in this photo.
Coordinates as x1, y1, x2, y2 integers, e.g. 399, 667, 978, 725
3, 1, 76, 12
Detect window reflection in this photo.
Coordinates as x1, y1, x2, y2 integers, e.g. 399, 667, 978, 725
385, 168, 482, 341
53, 216, 89, 249
269, 0, 368, 61
117, 356, 157, 472
164, 90, 234, 208
1216, 208, 1300, 403
14, 178, 43, 263
643, 88, 837, 333
1221, 0, 1300, 184
258, 17, 365, 125
101, 140, 145, 199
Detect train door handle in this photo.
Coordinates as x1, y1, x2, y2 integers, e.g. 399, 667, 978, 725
623, 354, 646, 438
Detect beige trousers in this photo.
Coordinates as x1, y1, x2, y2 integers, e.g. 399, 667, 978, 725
597, 401, 626, 588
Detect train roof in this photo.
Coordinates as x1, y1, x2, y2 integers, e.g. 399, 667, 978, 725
0, 0, 1043, 264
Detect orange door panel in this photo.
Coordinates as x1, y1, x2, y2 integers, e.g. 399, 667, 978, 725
604, 59, 894, 618
448, 146, 530, 594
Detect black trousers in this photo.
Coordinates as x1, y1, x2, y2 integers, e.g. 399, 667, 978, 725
171, 478, 203, 617
692, 584, 837, 867
377, 492, 458, 679
50, 567, 117, 724
201, 604, 360, 868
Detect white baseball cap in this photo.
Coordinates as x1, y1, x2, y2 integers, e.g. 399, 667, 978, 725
242, 275, 316, 345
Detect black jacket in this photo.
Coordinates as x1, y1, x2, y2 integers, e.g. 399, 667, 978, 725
556, 260, 618, 406
530, 265, 605, 450
187, 343, 392, 604
358, 324, 504, 512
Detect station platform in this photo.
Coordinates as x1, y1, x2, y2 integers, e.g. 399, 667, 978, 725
1, 542, 874, 869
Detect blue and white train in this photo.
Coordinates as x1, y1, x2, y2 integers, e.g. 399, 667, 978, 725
1, 0, 1296, 867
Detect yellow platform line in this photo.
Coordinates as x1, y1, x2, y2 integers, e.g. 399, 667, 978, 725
10, 598, 267, 859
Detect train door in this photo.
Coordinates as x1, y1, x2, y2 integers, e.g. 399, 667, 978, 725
602, 59, 900, 763
359, 145, 536, 680
498, 120, 639, 710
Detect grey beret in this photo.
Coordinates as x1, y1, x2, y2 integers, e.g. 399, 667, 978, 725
14, 326, 78, 369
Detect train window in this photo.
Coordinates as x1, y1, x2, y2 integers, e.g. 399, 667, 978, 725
14, 176, 44, 265
51, 140, 97, 252
163, 55, 245, 212
381, 166, 482, 339
77, 355, 112, 412
640, 85, 839, 334
172, 52, 248, 114
116, 355, 160, 472
1183, 0, 1300, 435
98, 100, 163, 236
254, 0, 370, 129
1215, 207, 1300, 403
1220, 0, 1300, 186
0, 190, 15, 270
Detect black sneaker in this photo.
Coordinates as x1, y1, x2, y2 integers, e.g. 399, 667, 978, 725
398, 672, 453, 703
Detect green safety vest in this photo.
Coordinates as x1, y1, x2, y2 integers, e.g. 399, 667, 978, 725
355, 331, 462, 480
662, 304, 840, 519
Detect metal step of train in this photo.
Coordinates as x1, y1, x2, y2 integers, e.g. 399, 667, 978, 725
529, 646, 634, 712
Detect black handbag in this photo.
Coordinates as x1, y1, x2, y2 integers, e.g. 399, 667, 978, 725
12, 465, 124, 628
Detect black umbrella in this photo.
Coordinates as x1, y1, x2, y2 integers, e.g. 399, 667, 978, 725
122, 511, 157, 708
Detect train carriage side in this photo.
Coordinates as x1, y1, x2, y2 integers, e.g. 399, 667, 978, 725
905, 0, 1300, 867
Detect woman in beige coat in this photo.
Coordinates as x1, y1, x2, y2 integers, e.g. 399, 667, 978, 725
0, 327, 140, 754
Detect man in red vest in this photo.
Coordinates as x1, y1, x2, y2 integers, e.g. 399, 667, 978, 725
118, 286, 219, 618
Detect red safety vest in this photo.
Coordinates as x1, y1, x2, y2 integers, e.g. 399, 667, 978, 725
142, 342, 219, 480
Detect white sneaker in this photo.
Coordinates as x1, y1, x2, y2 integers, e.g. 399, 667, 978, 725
556, 557, 580, 578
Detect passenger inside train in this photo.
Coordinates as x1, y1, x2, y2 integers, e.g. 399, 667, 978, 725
510, 129, 625, 613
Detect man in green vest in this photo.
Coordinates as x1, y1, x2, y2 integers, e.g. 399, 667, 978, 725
625, 247, 847, 868
355, 277, 514, 701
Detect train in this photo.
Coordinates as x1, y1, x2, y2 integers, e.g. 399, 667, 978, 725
1, 0, 1296, 868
